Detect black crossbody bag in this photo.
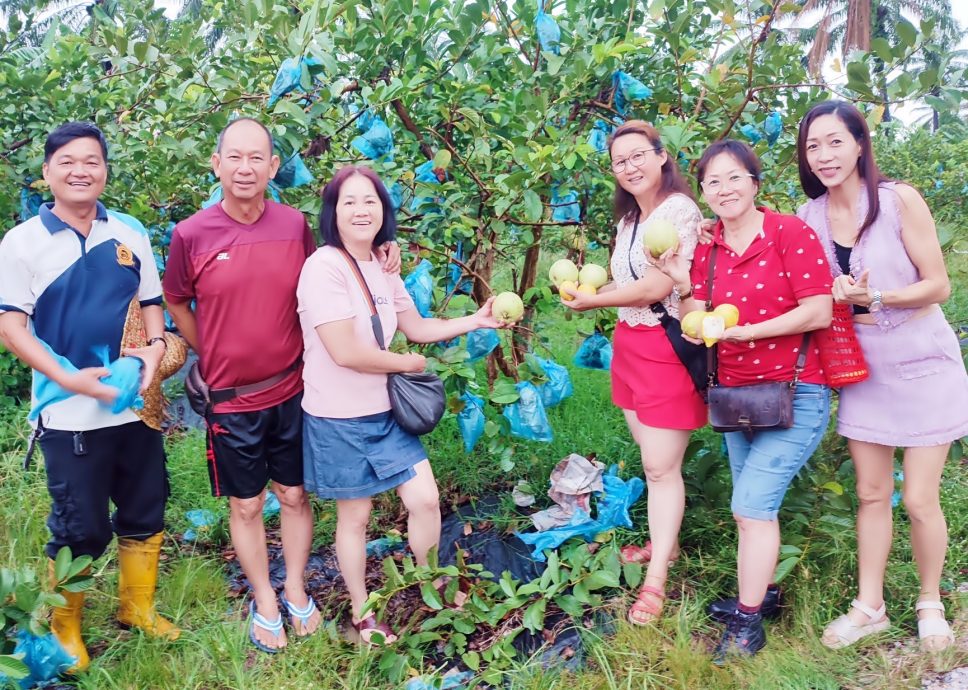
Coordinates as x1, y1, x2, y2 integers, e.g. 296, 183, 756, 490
626, 209, 709, 397
338, 248, 446, 436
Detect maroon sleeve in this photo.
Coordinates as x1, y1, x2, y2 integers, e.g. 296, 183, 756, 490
303, 220, 317, 258
162, 226, 195, 304
778, 217, 832, 300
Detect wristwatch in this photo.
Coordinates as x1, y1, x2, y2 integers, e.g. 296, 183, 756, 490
869, 289, 883, 313
147, 336, 167, 349
675, 284, 693, 300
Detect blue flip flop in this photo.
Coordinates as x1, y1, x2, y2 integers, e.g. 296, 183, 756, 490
248, 600, 284, 654
281, 594, 320, 637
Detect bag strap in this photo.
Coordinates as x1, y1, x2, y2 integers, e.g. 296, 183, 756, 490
336, 247, 387, 352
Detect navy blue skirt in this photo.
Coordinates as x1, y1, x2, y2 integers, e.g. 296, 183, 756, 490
302, 410, 428, 499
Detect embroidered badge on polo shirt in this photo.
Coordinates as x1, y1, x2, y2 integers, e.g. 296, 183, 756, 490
116, 243, 134, 266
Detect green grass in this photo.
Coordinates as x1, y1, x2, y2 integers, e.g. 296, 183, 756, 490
2, 252, 967, 689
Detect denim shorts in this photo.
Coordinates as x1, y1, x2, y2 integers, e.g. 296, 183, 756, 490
725, 383, 831, 521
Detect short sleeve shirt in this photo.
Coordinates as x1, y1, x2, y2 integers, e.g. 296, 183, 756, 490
610, 193, 701, 326
0, 203, 163, 430
690, 208, 831, 386
297, 246, 415, 419
162, 201, 316, 413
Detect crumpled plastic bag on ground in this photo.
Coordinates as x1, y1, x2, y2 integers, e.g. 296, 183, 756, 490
535, 356, 572, 408
529, 454, 604, 530
183, 508, 218, 541
517, 465, 644, 561
457, 391, 486, 453
466, 328, 500, 362
0, 630, 75, 688
573, 332, 612, 370
503, 381, 553, 442
404, 259, 434, 317
405, 670, 474, 690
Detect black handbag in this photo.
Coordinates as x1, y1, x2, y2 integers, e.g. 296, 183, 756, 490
338, 249, 446, 436
704, 244, 811, 439
627, 209, 709, 396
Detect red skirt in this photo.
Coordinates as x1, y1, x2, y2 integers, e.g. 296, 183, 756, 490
611, 321, 707, 430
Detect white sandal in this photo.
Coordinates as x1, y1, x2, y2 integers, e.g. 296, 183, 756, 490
916, 600, 955, 651
821, 599, 890, 649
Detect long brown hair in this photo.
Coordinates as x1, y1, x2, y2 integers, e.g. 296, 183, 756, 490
797, 101, 890, 237
607, 120, 694, 225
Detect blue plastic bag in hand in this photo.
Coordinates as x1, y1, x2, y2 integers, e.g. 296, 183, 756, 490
612, 70, 653, 115
551, 186, 580, 223
0, 630, 76, 688
274, 149, 314, 188
466, 328, 500, 362
573, 332, 612, 370
352, 110, 395, 161
404, 259, 434, 317
740, 123, 763, 144
536, 356, 572, 408
457, 392, 486, 453
535, 0, 561, 54
517, 466, 644, 561
503, 381, 553, 442
764, 110, 783, 146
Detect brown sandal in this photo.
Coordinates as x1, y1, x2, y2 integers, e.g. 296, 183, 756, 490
628, 585, 665, 626
352, 615, 397, 645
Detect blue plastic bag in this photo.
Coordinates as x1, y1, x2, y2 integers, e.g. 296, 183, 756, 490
405, 671, 474, 690
535, 356, 572, 408
263, 490, 281, 517
764, 110, 783, 146
20, 186, 44, 221
588, 120, 610, 153
535, 0, 561, 54
351, 110, 395, 161
612, 70, 652, 115
410, 160, 443, 215
446, 240, 473, 295
268, 56, 321, 107
466, 328, 500, 362
404, 260, 434, 317
503, 381, 553, 442
573, 332, 612, 370
0, 630, 75, 688
457, 392, 486, 453
273, 149, 314, 189
517, 466, 644, 561
739, 123, 763, 144
183, 509, 218, 541
366, 534, 405, 558
389, 181, 404, 211
551, 186, 580, 223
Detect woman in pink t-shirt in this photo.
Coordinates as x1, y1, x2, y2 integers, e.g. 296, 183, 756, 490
296, 166, 505, 644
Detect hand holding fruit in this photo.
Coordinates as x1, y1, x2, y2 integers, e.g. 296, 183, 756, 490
491, 292, 525, 325
474, 296, 512, 329
680, 303, 741, 347
550, 259, 607, 311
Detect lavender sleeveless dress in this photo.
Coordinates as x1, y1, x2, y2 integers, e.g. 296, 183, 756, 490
799, 183, 968, 446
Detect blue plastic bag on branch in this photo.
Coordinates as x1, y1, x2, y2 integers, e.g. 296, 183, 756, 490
612, 70, 653, 115
20, 185, 43, 221
352, 110, 395, 161
457, 392, 486, 453
536, 356, 572, 408
764, 110, 783, 146
535, 0, 561, 54
273, 148, 314, 189
446, 240, 473, 295
466, 328, 500, 362
268, 56, 321, 107
410, 160, 444, 215
588, 120, 610, 153
551, 185, 580, 223
516, 466, 644, 561
389, 182, 404, 211
404, 259, 434, 317
739, 123, 763, 144
503, 381, 553, 442
573, 332, 612, 370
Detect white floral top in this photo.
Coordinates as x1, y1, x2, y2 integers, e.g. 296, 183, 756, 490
609, 193, 701, 327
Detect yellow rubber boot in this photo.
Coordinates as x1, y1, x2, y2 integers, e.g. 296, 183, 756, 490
48, 559, 90, 673
116, 533, 180, 640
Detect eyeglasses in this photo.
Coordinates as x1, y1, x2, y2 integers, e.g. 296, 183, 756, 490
700, 173, 757, 193
610, 148, 660, 174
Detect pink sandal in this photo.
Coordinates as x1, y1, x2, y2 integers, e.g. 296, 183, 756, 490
628, 585, 665, 626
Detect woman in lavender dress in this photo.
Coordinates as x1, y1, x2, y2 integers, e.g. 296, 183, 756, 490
796, 101, 968, 652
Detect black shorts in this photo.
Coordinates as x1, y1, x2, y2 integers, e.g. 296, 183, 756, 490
205, 392, 303, 499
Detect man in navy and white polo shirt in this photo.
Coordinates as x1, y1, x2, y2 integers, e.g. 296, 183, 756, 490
0, 122, 178, 672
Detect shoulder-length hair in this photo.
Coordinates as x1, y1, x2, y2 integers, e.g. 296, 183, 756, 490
319, 165, 397, 248
607, 120, 694, 225
797, 100, 890, 237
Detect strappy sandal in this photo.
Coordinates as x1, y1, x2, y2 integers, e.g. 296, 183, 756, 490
916, 600, 954, 651
282, 594, 320, 637
248, 600, 285, 654
821, 599, 890, 649
619, 542, 680, 566
628, 584, 665, 626
352, 615, 397, 645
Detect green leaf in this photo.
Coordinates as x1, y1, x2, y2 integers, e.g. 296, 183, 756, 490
622, 562, 643, 589
869, 38, 892, 63
773, 556, 800, 583
584, 570, 621, 591
522, 190, 543, 223
461, 650, 481, 670
0, 654, 29, 680
420, 581, 444, 610
895, 19, 917, 49
821, 481, 844, 496
554, 593, 585, 618
522, 598, 546, 632
53, 547, 72, 582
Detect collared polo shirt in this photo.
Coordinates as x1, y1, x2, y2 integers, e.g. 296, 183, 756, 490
690, 208, 831, 386
0, 202, 163, 430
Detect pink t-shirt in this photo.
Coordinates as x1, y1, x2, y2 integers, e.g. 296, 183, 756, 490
297, 245, 415, 418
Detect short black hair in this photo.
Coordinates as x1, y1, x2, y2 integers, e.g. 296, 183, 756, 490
319, 165, 397, 249
695, 139, 762, 187
216, 117, 274, 155
44, 121, 109, 163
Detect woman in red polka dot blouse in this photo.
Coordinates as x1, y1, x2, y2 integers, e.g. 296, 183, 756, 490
655, 139, 833, 662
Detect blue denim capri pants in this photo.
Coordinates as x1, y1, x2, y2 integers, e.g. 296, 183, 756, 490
303, 410, 428, 500
724, 383, 831, 521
